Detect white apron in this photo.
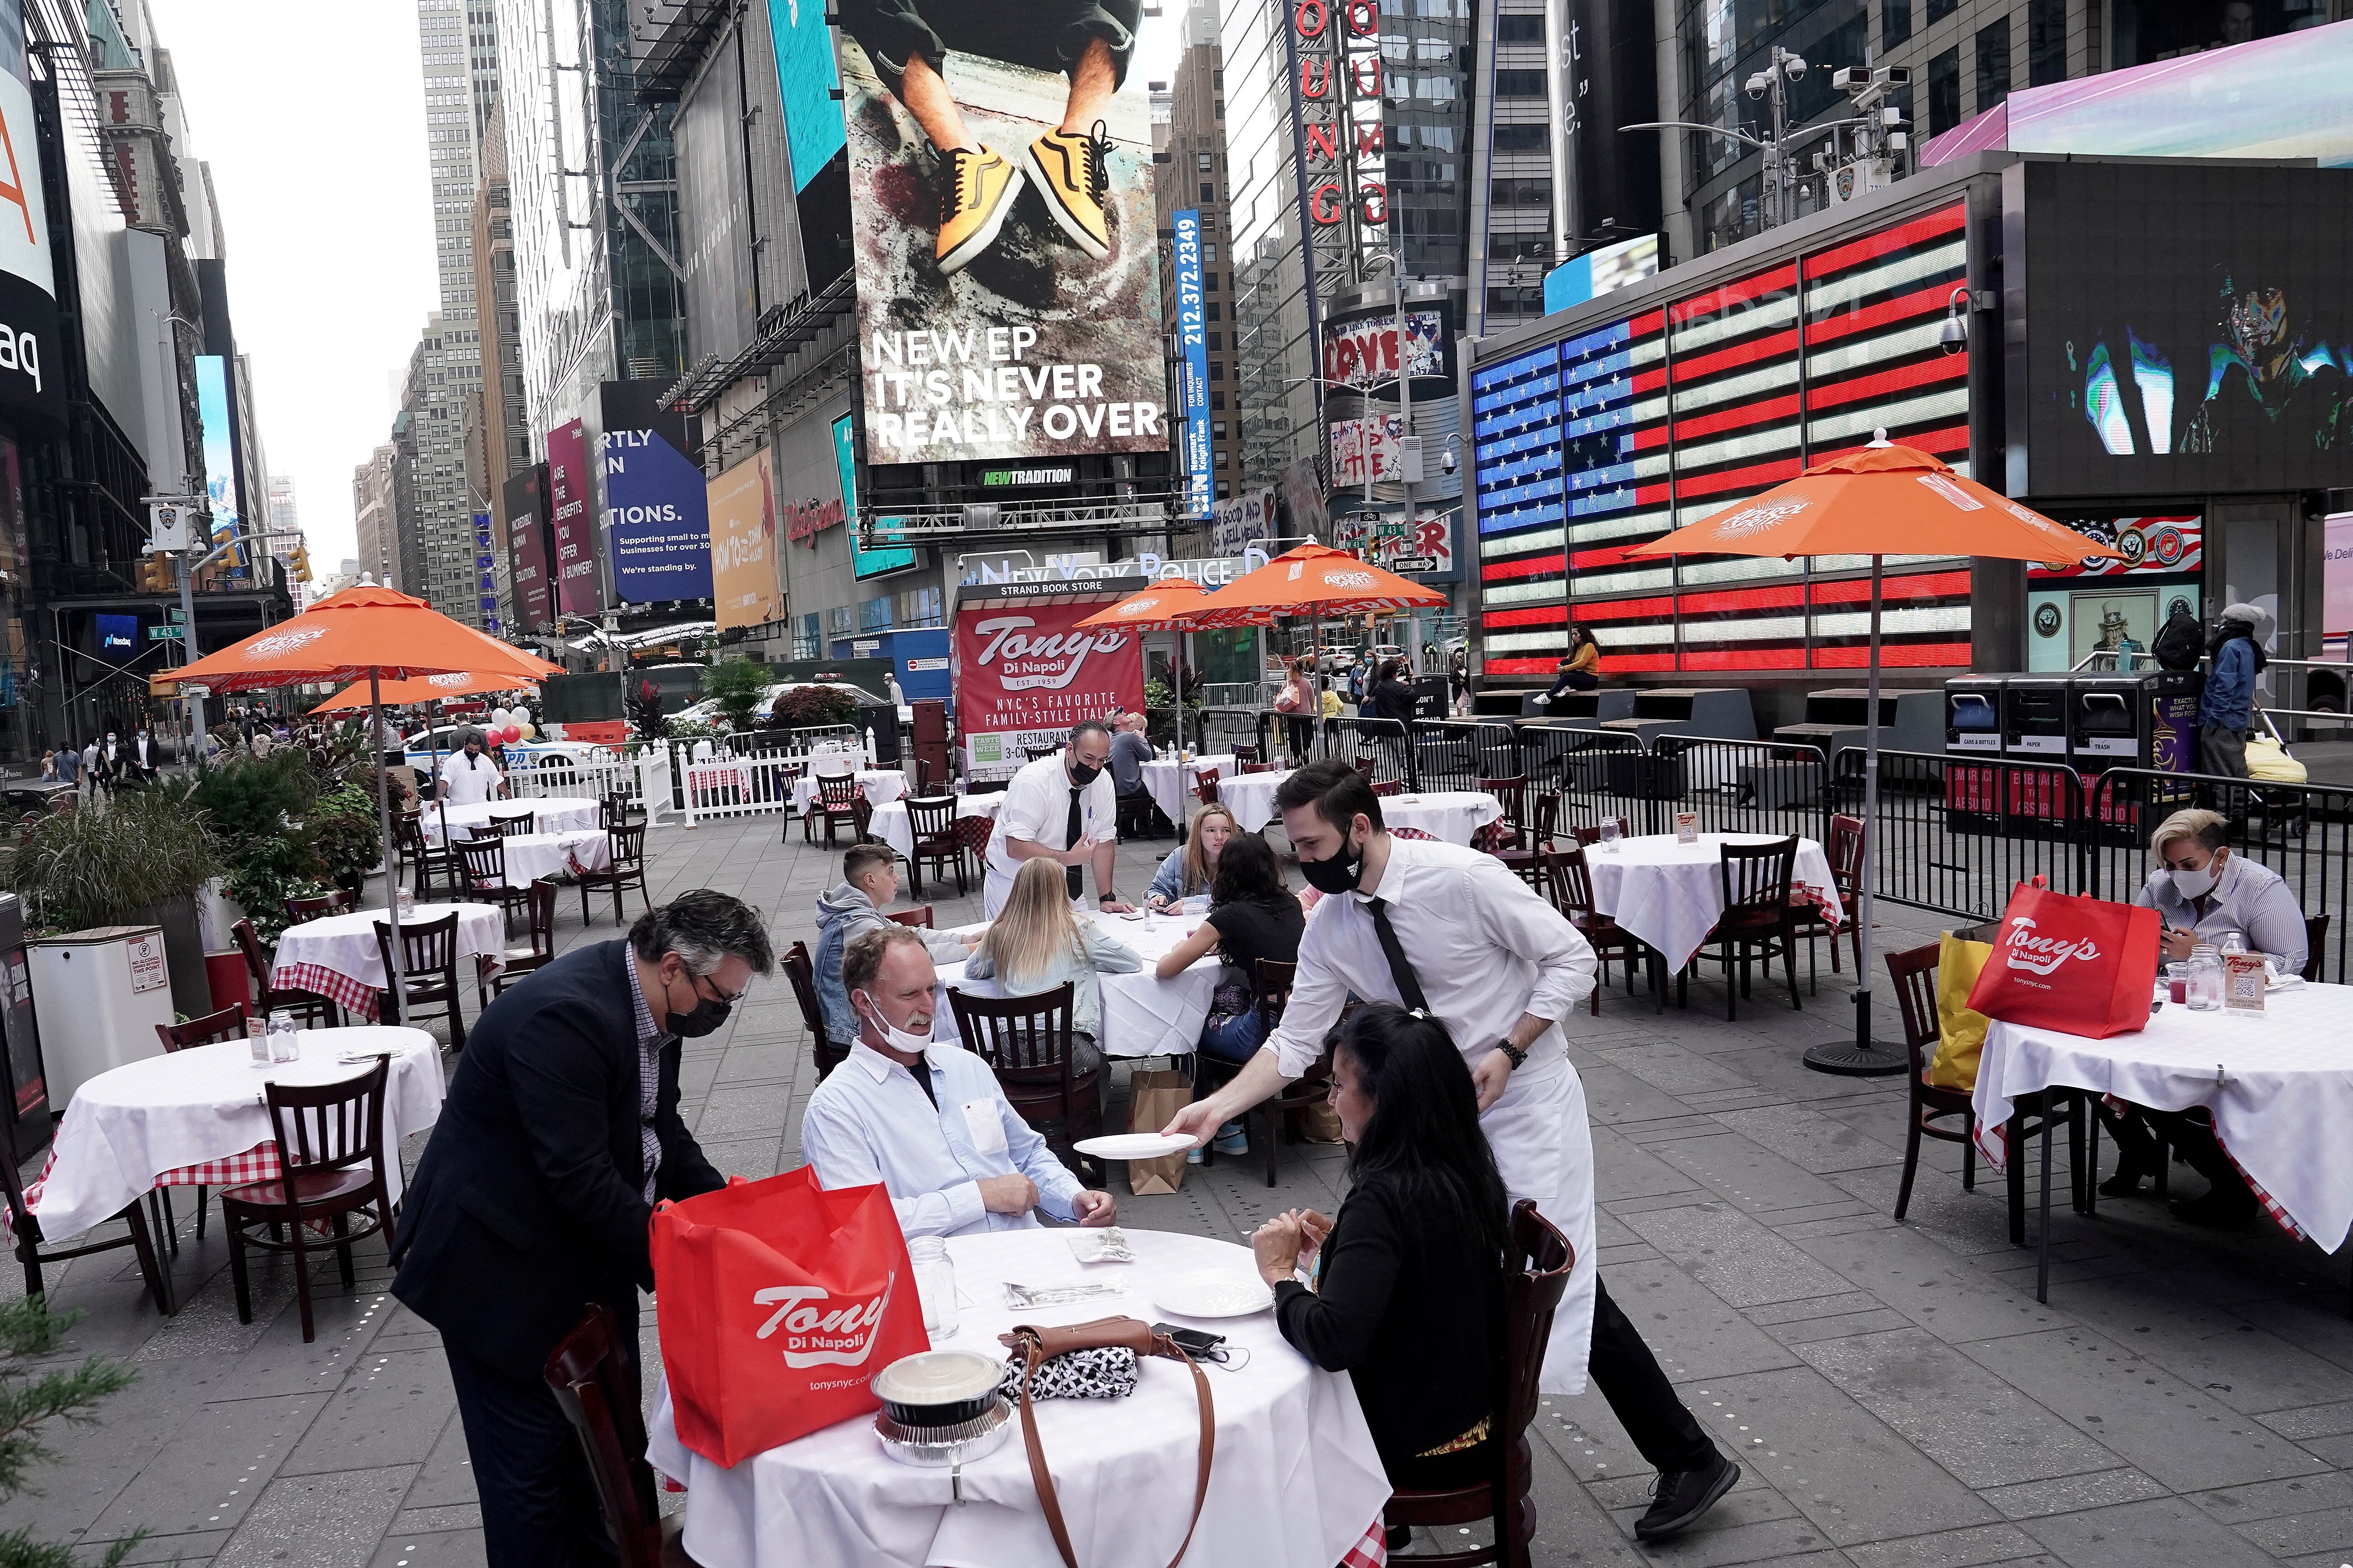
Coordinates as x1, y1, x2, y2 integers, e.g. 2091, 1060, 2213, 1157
1480, 1050, 1598, 1395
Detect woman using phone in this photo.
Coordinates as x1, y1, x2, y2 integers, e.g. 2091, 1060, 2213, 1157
1249, 1003, 1509, 1493
1146, 803, 1238, 910
963, 857, 1142, 1082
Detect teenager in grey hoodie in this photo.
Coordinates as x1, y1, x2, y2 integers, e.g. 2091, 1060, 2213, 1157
813, 843, 976, 1045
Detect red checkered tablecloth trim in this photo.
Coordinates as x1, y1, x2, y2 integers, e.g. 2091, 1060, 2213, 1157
271, 961, 382, 1021
1792, 885, 1843, 932
1977, 1097, 2307, 1245
7, 1140, 280, 1236
1340, 1516, 1388, 1568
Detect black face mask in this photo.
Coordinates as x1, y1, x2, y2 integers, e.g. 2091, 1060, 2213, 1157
666, 972, 734, 1038
1297, 832, 1367, 895
1068, 759, 1104, 787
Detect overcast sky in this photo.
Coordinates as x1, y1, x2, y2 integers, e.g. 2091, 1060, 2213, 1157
137, 3, 1180, 574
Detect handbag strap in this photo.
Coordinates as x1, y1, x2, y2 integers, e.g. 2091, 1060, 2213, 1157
1005, 1318, 1214, 1568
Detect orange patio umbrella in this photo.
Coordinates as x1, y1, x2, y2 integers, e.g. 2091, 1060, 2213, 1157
1623, 438, 2124, 1076
1072, 575, 1215, 631
156, 583, 564, 1022
309, 669, 542, 714
1179, 543, 1448, 726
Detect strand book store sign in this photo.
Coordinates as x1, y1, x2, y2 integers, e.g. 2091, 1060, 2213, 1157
951, 579, 1144, 781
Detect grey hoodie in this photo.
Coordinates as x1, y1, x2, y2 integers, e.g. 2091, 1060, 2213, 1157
811, 880, 967, 1044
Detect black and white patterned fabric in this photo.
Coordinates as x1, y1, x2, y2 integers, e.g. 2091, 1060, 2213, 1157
1000, 1346, 1139, 1401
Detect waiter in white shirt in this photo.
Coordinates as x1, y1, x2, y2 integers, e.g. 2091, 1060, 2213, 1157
437, 727, 509, 807
1165, 759, 1737, 1543
982, 718, 1134, 919
800, 926, 1116, 1237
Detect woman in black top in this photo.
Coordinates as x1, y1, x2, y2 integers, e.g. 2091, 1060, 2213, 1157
1153, 831, 1305, 1062
1252, 1004, 1509, 1491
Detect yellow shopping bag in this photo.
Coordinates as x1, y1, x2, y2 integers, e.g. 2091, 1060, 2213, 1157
1923, 930, 1993, 1090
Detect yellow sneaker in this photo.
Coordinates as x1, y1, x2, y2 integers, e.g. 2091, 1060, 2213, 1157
935, 144, 1023, 274
1024, 122, 1112, 260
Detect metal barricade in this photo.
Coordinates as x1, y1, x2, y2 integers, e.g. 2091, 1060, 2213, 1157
1197, 705, 1272, 760
1515, 726, 1650, 837
502, 746, 643, 807
1655, 737, 1838, 845
1832, 748, 2086, 923
1408, 720, 1520, 792
2085, 767, 2352, 983
1323, 717, 1411, 788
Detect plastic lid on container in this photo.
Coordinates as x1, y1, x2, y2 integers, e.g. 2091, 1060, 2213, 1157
871, 1351, 1002, 1408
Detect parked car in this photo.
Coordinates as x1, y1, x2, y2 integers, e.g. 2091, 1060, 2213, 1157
1312, 646, 1358, 673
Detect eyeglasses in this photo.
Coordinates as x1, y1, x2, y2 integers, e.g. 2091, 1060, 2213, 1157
690, 973, 749, 1005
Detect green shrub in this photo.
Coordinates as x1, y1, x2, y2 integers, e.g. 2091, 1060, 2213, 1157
0, 1294, 144, 1568
706, 658, 771, 730
4, 791, 219, 934
309, 784, 384, 896
766, 684, 858, 731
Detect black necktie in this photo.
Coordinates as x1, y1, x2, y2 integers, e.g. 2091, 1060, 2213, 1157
1363, 895, 1430, 1012
1065, 786, 1085, 901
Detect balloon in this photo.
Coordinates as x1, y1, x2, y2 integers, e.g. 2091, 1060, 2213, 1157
501, 725, 522, 744
515, 722, 536, 741
490, 706, 512, 727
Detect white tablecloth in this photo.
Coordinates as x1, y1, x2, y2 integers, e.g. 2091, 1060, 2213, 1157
465, 829, 611, 889
644, 1228, 1388, 1568
1139, 754, 1238, 830
32, 1027, 444, 1240
793, 769, 908, 817
1583, 832, 1841, 974
869, 795, 1006, 860
1380, 790, 1504, 846
420, 796, 602, 844
933, 910, 1221, 1059
273, 902, 510, 997
1217, 768, 1295, 834
1975, 982, 2353, 1251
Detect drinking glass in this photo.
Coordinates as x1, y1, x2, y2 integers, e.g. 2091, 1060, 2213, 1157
266, 1009, 301, 1065
1597, 819, 1622, 855
909, 1236, 959, 1339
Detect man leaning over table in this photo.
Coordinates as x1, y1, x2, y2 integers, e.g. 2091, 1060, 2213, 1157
390, 890, 773, 1568
983, 717, 1135, 918
1163, 760, 1737, 1543
801, 924, 1118, 1237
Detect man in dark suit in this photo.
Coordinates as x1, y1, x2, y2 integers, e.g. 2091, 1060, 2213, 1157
392, 889, 775, 1568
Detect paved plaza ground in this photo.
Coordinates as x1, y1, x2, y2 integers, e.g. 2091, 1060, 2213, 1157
0, 809, 2348, 1568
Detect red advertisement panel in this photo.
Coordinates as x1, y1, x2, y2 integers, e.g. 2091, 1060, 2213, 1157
546, 418, 600, 614
951, 593, 1145, 779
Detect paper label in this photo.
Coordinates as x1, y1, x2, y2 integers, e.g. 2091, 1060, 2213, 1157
2222, 952, 2266, 1013
127, 932, 167, 995
1674, 810, 1699, 844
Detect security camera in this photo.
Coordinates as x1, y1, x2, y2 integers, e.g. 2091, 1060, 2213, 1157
1782, 55, 1806, 80
1745, 73, 1769, 98
1441, 447, 1459, 477
1830, 66, 1861, 91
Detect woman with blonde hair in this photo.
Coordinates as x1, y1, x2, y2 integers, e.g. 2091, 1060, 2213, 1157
1146, 802, 1237, 909
963, 857, 1142, 1079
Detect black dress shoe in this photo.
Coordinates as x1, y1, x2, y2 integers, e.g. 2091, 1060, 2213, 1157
2171, 1189, 2257, 1228
1635, 1451, 1739, 1541
2098, 1164, 2154, 1198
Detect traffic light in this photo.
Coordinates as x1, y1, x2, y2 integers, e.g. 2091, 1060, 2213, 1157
137, 556, 170, 593
290, 544, 312, 582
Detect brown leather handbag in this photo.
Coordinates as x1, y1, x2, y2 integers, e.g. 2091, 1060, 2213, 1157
999, 1316, 1214, 1568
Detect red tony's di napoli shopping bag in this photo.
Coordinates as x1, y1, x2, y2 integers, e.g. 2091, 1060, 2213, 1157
1963, 877, 2160, 1039
652, 1166, 931, 1466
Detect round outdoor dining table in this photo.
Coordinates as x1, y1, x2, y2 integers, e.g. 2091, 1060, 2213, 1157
419, 795, 601, 843
271, 901, 510, 1020
867, 794, 1005, 861
791, 768, 908, 817
466, 828, 611, 889
1583, 831, 1841, 973
1380, 789, 1504, 846
1217, 767, 1294, 833
23, 1025, 443, 1242
1973, 980, 2353, 1255
930, 909, 1221, 1059
643, 1227, 1389, 1568
1138, 753, 1238, 831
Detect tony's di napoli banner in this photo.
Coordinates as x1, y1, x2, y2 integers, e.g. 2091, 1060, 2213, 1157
952, 586, 1144, 780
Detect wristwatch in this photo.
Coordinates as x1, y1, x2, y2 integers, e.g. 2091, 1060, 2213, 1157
1497, 1042, 1528, 1071
1099, 892, 1119, 905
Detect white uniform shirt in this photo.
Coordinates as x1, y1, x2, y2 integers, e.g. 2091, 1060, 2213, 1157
800, 1040, 1084, 1238
984, 750, 1116, 903
1263, 834, 1598, 1077
437, 748, 505, 806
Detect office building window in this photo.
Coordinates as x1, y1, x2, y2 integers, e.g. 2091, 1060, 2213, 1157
1212, 360, 1226, 381
1211, 420, 1227, 439
1882, 0, 1911, 47
2028, 0, 2067, 85
1200, 182, 1215, 201
1491, 124, 1547, 152
1206, 331, 1222, 351
895, 584, 943, 626
1976, 16, 2011, 112
1204, 242, 1218, 262
1211, 391, 1224, 411
1493, 69, 1547, 97
1495, 15, 1543, 42
1216, 480, 1231, 499
858, 597, 892, 633
1925, 0, 1956, 20
1214, 450, 1227, 469
1927, 45, 1961, 135
826, 603, 854, 639
1205, 300, 1220, 321
1196, 152, 1213, 171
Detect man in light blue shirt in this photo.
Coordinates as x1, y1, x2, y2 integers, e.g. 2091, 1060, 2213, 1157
800, 925, 1117, 1238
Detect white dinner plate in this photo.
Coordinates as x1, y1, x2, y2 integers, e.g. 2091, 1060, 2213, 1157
1073, 1133, 1196, 1161
1149, 1271, 1275, 1319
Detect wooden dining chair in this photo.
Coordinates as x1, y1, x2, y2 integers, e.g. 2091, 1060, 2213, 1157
1477, 777, 1528, 851
283, 890, 355, 924
1571, 816, 1633, 848
479, 877, 560, 1007
394, 811, 459, 900
905, 795, 965, 898
1885, 941, 2085, 1240
455, 837, 532, 927
884, 906, 935, 930
543, 1303, 704, 1567
1371, 779, 1405, 798
1682, 837, 1801, 1020
1232, 745, 1259, 765
580, 823, 650, 926
151, 1002, 255, 1243
2303, 912, 2329, 982
1240, 761, 1279, 774
0, 1133, 174, 1316
912, 756, 936, 795
947, 982, 1102, 1176
219, 1056, 397, 1342
1543, 848, 1647, 1014
1192, 768, 1222, 806
233, 917, 340, 1028
486, 810, 537, 838
783, 941, 848, 1082
1790, 813, 1865, 993
1352, 752, 1379, 776
810, 773, 865, 848
1380, 1201, 1572, 1568
372, 912, 466, 1048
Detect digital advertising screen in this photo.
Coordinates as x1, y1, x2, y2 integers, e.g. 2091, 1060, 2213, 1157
545, 418, 599, 615
93, 613, 136, 655
708, 448, 782, 631
596, 380, 714, 604
503, 465, 552, 635
2023, 160, 2353, 497
832, 10, 1165, 465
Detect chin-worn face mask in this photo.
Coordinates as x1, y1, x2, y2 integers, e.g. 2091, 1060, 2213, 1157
860, 996, 933, 1055
665, 971, 735, 1038
1297, 830, 1367, 895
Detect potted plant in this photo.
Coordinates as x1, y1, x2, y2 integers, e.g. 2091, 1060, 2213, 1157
4, 787, 221, 1012
706, 657, 772, 732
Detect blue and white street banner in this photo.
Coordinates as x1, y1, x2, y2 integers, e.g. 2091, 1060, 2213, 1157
1174, 209, 1210, 518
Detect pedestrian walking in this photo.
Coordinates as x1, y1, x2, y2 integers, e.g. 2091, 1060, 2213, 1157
53, 740, 80, 793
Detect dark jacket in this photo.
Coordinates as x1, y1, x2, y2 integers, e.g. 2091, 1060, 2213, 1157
391, 940, 723, 1378
1370, 678, 1418, 728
